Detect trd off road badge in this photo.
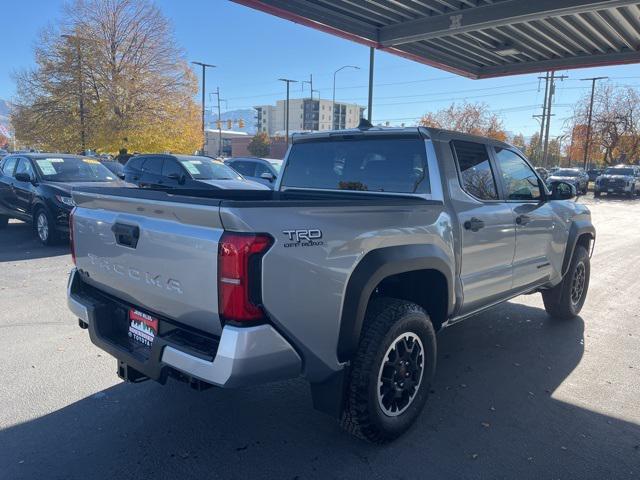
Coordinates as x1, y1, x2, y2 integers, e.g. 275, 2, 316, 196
282, 229, 324, 248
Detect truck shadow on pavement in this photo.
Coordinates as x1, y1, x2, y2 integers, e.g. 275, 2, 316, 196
1, 302, 638, 480
0, 221, 69, 262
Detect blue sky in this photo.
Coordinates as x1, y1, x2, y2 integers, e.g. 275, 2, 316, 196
3, 0, 640, 137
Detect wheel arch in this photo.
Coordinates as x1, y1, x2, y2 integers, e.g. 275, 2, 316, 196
337, 244, 454, 363
562, 220, 595, 277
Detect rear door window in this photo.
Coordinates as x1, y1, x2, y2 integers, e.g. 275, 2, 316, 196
451, 140, 498, 201
281, 137, 429, 194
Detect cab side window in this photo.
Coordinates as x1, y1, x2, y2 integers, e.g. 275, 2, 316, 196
451, 140, 498, 201
15, 158, 35, 179
141, 157, 164, 176
494, 148, 541, 201
161, 158, 184, 178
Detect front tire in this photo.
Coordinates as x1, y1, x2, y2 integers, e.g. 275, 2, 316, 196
594, 190, 601, 198
340, 298, 436, 443
34, 208, 57, 246
542, 245, 590, 319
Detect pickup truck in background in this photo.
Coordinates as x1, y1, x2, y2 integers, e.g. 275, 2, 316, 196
67, 126, 595, 443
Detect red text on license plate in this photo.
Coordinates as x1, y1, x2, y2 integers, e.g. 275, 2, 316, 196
128, 309, 158, 347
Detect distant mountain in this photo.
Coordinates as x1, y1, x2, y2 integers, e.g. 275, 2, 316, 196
205, 108, 256, 134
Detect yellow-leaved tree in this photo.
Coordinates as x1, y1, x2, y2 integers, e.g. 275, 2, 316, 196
11, 0, 201, 154
419, 102, 507, 142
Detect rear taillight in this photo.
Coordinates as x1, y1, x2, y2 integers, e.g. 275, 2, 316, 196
69, 207, 76, 265
218, 232, 273, 323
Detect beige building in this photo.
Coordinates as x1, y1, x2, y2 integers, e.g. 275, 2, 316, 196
255, 98, 365, 136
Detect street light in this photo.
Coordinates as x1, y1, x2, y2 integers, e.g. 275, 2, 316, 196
278, 78, 298, 144
191, 61, 216, 154
61, 34, 86, 153
332, 65, 359, 129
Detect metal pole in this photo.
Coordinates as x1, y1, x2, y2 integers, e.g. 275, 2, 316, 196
332, 65, 360, 130
278, 79, 298, 144
537, 72, 550, 163
216, 87, 222, 157
367, 47, 374, 122
542, 71, 555, 167
191, 62, 216, 154
581, 77, 608, 170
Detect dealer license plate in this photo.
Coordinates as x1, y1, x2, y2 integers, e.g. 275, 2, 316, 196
128, 309, 158, 347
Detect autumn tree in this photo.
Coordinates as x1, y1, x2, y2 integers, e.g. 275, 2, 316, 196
511, 133, 526, 151
11, 0, 201, 154
419, 102, 507, 141
567, 83, 640, 166
247, 132, 271, 157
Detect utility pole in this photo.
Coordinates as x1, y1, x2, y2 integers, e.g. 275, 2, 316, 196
61, 34, 86, 153
367, 47, 375, 122
278, 78, 298, 144
581, 76, 608, 170
191, 61, 216, 154
302, 74, 319, 101
332, 65, 359, 129
542, 72, 569, 167
535, 72, 550, 164
210, 87, 226, 157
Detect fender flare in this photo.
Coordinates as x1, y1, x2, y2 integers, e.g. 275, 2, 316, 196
337, 244, 454, 362
561, 220, 596, 276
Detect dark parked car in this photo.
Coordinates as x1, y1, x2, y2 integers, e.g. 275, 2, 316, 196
100, 160, 125, 179
546, 168, 589, 195
123, 154, 269, 190
594, 165, 640, 198
587, 168, 603, 182
225, 157, 283, 188
0, 153, 124, 244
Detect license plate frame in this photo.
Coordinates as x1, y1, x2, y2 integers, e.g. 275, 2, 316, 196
128, 308, 158, 348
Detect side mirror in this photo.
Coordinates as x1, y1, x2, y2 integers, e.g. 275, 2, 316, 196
260, 172, 275, 182
15, 172, 33, 183
550, 181, 576, 200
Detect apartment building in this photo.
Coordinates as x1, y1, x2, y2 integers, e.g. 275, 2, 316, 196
255, 98, 365, 136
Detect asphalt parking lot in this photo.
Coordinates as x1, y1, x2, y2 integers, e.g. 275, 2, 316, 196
1, 193, 639, 480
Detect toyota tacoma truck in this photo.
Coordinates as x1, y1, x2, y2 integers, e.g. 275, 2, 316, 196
67, 126, 595, 443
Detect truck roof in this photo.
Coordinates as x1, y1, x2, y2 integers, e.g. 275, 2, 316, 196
291, 125, 515, 150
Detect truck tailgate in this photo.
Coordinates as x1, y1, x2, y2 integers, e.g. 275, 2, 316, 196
71, 189, 224, 336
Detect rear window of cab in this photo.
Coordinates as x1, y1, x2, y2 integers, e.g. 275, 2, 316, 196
281, 137, 430, 194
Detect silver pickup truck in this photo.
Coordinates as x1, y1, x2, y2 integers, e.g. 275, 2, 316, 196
67, 126, 595, 443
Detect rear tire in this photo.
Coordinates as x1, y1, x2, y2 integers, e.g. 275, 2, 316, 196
594, 191, 601, 198
0, 215, 8, 229
542, 245, 590, 320
340, 298, 436, 443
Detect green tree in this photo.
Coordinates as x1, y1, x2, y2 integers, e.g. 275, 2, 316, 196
247, 132, 271, 157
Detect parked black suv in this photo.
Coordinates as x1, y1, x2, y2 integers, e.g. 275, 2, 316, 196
0, 153, 124, 244
123, 154, 268, 190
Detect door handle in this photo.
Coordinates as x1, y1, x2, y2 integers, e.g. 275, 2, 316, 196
516, 214, 531, 225
464, 217, 485, 232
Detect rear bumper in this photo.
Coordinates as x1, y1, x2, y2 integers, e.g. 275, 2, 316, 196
67, 269, 301, 388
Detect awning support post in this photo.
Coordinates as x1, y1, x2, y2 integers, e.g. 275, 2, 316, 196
367, 47, 374, 122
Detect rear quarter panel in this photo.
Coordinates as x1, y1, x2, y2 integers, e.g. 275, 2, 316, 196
220, 201, 453, 381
